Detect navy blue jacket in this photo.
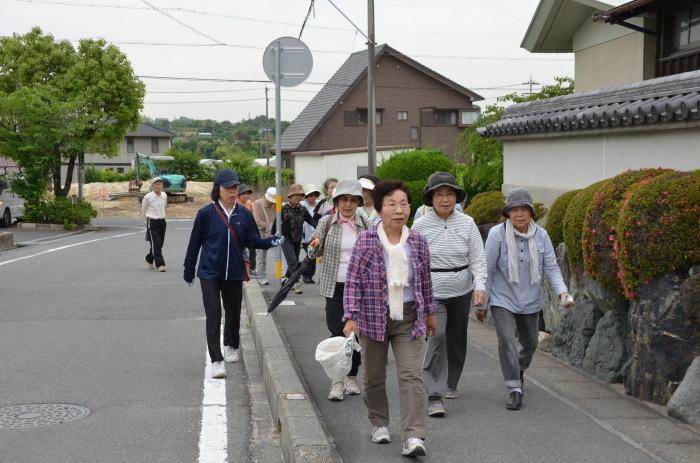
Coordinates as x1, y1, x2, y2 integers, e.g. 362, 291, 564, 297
184, 202, 275, 282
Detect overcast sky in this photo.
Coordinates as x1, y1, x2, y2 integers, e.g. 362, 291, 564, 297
1, 0, 575, 122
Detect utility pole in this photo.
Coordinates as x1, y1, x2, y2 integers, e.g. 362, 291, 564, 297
367, 0, 376, 174
265, 85, 270, 167
523, 74, 540, 96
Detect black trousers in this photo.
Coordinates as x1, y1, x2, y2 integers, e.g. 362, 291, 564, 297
282, 240, 301, 278
325, 282, 361, 377
200, 279, 243, 363
248, 246, 257, 271
301, 243, 317, 280
145, 218, 166, 267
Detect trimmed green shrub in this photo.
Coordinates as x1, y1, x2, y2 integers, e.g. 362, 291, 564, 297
545, 189, 579, 248
583, 168, 672, 296
403, 179, 428, 222
84, 164, 101, 183
466, 191, 504, 225
563, 179, 611, 267
617, 170, 700, 299
24, 197, 97, 228
377, 149, 454, 181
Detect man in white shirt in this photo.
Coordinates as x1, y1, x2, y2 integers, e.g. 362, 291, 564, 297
141, 177, 168, 272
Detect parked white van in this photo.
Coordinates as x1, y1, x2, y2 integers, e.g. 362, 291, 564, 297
0, 176, 25, 226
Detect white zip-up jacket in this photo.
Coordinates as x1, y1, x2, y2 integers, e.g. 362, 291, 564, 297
411, 209, 487, 299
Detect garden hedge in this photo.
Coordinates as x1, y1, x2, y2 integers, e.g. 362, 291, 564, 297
617, 170, 700, 299
466, 191, 504, 225
563, 179, 611, 267
582, 168, 672, 297
545, 189, 580, 248
377, 149, 454, 181
23, 197, 97, 229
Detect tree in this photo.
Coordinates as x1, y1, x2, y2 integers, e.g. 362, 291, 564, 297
457, 77, 574, 198
167, 146, 203, 180
0, 28, 145, 199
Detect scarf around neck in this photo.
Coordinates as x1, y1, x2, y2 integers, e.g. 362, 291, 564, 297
505, 219, 540, 286
377, 224, 410, 321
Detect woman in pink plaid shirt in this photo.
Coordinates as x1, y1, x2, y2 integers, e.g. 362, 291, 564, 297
342, 179, 437, 458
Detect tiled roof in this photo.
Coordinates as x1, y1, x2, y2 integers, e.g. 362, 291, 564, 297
480, 70, 700, 138
127, 122, 174, 138
282, 44, 483, 152
0, 156, 20, 173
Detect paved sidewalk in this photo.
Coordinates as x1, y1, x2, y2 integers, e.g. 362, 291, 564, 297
260, 276, 700, 463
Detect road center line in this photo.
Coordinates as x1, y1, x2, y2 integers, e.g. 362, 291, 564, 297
198, 329, 228, 463
0, 229, 144, 267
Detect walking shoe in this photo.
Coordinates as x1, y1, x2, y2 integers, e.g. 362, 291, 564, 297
371, 426, 391, 443
344, 376, 360, 395
328, 381, 345, 401
145, 259, 155, 269
293, 285, 303, 294
259, 279, 269, 286
444, 388, 459, 399
427, 399, 446, 417
211, 361, 226, 379
156, 265, 167, 272
506, 391, 523, 410
223, 346, 239, 363
402, 438, 426, 457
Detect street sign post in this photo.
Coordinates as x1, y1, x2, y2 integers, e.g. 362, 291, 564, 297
262, 37, 313, 280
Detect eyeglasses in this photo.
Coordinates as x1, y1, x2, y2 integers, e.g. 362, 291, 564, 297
382, 202, 410, 211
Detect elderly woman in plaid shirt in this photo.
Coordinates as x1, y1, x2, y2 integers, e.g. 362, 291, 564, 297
342, 180, 437, 458
308, 180, 372, 401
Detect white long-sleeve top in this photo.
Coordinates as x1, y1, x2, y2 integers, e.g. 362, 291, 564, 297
141, 191, 167, 219
411, 209, 487, 299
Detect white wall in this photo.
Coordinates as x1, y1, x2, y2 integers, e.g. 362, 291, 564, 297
293, 149, 406, 187
502, 127, 700, 206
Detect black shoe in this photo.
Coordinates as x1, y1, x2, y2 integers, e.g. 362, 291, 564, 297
506, 391, 523, 410
520, 370, 524, 387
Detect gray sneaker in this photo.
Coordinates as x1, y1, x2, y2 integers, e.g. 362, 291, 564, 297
344, 376, 360, 395
371, 426, 390, 443
444, 388, 459, 399
328, 381, 345, 401
402, 438, 426, 457
427, 399, 446, 417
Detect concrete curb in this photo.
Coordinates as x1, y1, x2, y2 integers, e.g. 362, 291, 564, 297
0, 231, 14, 250
243, 281, 342, 463
16, 222, 101, 231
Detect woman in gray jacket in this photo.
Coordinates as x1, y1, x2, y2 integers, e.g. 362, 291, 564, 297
479, 188, 574, 410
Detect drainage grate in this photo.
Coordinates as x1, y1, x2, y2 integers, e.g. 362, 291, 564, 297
0, 404, 90, 429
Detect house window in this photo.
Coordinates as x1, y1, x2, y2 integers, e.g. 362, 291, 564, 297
126, 137, 134, 153
673, 5, 700, 50
410, 127, 419, 142
344, 109, 382, 126
459, 109, 480, 126
658, 2, 700, 76
422, 110, 458, 126
397, 111, 408, 121
151, 137, 159, 153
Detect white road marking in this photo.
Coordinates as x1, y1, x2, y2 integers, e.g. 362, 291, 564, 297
0, 229, 144, 267
198, 329, 228, 463
19, 230, 84, 242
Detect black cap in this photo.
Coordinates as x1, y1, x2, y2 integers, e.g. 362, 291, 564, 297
239, 184, 253, 194
214, 169, 241, 188
422, 172, 467, 206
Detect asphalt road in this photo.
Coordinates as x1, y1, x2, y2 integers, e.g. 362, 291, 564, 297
261, 254, 697, 463
0, 218, 251, 463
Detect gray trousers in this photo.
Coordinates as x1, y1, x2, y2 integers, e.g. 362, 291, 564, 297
256, 248, 268, 280
491, 307, 539, 391
423, 293, 471, 399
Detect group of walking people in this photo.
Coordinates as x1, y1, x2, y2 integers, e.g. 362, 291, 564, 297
144, 166, 575, 458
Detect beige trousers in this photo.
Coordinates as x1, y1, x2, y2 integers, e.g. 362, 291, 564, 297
360, 303, 427, 441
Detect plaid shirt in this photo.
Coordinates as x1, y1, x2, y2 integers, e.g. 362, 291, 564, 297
309, 213, 371, 298
343, 228, 436, 342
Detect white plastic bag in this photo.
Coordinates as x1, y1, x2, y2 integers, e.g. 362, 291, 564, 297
315, 335, 358, 383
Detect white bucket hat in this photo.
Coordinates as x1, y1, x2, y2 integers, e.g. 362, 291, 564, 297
358, 177, 375, 191
304, 183, 321, 196
264, 187, 276, 203
332, 179, 363, 205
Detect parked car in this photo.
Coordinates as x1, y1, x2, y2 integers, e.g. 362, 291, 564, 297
0, 176, 25, 227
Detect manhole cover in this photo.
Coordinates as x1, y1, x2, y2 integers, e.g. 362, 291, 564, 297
0, 404, 90, 429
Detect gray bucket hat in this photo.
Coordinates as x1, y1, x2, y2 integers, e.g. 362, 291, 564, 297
422, 172, 467, 206
503, 188, 535, 217
332, 179, 364, 206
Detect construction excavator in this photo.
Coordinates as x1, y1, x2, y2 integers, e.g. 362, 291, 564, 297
133, 152, 189, 203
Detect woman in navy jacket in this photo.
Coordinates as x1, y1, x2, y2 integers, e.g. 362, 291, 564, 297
184, 169, 282, 379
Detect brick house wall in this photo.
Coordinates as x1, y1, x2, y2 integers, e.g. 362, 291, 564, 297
297, 54, 477, 159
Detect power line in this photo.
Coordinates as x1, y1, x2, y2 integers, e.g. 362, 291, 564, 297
138, 0, 224, 45
146, 88, 318, 94
145, 98, 311, 104
11, 0, 521, 37
298, 0, 315, 39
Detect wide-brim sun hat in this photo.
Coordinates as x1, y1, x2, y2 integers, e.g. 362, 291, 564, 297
422, 172, 466, 206
358, 178, 375, 191
304, 183, 321, 196
332, 179, 364, 205
287, 183, 305, 198
502, 188, 535, 217
264, 187, 276, 203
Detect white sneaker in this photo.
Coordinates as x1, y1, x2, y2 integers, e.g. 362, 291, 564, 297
371, 426, 391, 444
428, 399, 446, 417
328, 381, 345, 401
156, 265, 167, 272
145, 260, 155, 269
344, 376, 360, 395
402, 437, 426, 457
211, 361, 226, 379
223, 346, 239, 363
259, 279, 269, 286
